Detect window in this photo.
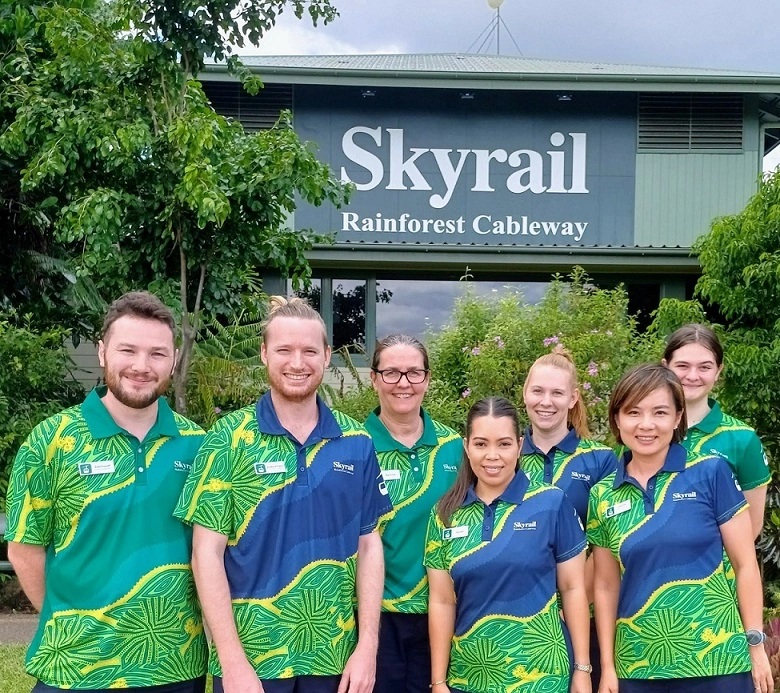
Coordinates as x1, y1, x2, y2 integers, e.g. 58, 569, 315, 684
333, 280, 368, 352
375, 280, 548, 338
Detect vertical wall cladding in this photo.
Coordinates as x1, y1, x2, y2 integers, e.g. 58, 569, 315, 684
633, 151, 760, 247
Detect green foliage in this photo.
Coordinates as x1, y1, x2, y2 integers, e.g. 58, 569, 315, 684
695, 169, 780, 327
0, 315, 84, 511
426, 269, 662, 438
1, 0, 351, 413
186, 310, 268, 429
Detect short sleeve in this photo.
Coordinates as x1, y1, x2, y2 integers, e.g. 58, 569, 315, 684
596, 449, 619, 485
586, 486, 607, 548
360, 442, 394, 535
4, 427, 54, 546
735, 432, 771, 491
173, 423, 236, 537
423, 507, 449, 571
554, 494, 586, 562
711, 457, 748, 525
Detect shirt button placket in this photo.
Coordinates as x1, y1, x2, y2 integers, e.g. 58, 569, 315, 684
136, 445, 147, 486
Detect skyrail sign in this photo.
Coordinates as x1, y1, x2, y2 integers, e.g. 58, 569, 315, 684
294, 89, 636, 246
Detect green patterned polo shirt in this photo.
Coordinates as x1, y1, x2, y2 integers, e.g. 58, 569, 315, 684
364, 409, 461, 613
4, 387, 208, 689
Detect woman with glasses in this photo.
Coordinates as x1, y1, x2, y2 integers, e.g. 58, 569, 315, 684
365, 335, 463, 693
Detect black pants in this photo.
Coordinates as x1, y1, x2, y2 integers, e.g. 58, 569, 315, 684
32, 678, 206, 693
213, 674, 341, 693
617, 671, 753, 692
374, 612, 431, 693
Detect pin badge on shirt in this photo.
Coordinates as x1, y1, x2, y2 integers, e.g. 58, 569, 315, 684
605, 500, 631, 518
254, 461, 286, 475
442, 526, 469, 540
78, 461, 115, 476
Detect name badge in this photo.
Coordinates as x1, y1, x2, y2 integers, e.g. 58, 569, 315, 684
254, 461, 286, 475
442, 526, 469, 540
382, 469, 401, 481
78, 461, 115, 476
605, 500, 631, 518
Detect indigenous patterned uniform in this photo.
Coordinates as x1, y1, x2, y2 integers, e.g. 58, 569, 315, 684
682, 399, 770, 492
365, 409, 461, 613
424, 472, 585, 693
521, 427, 618, 522
4, 387, 208, 689
586, 444, 751, 681
175, 393, 392, 680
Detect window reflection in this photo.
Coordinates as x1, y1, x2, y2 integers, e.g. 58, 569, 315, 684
375, 280, 548, 338
333, 280, 369, 352
286, 279, 322, 313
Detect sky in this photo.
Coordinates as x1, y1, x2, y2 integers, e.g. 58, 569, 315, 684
238, 0, 778, 74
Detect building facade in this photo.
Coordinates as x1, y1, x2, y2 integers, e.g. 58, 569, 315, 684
203, 54, 780, 353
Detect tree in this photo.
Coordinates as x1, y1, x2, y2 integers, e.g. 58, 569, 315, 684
0, 0, 351, 412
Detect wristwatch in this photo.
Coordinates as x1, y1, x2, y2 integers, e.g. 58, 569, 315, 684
573, 663, 593, 673
746, 629, 767, 646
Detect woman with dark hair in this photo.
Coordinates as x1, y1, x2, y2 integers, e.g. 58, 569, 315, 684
589, 363, 772, 693
662, 324, 769, 538
424, 397, 591, 693
365, 335, 462, 693
521, 346, 618, 689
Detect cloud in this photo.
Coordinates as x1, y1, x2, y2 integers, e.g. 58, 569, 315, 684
231, 15, 404, 56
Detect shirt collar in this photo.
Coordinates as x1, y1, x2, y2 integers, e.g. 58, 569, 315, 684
613, 442, 688, 489
81, 386, 180, 440
521, 425, 579, 455
255, 391, 342, 442
461, 468, 529, 507
363, 407, 438, 452
692, 399, 723, 434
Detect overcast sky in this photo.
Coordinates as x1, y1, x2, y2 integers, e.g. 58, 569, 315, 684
233, 0, 780, 171
239, 0, 778, 73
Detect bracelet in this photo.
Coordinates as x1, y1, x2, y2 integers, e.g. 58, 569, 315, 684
429, 681, 447, 688
573, 663, 593, 673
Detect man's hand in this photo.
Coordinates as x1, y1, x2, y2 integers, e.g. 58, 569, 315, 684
337, 642, 376, 693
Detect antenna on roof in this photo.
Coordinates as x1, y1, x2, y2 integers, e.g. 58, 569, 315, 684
466, 0, 522, 56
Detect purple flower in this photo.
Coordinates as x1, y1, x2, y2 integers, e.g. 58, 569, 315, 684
461, 388, 472, 398
471, 347, 480, 356
493, 336, 505, 349
587, 361, 598, 376
214, 407, 222, 414
543, 335, 559, 347
583, 382, 592, 391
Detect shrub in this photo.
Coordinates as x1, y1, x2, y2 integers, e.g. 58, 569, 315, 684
426, 269, 662, 439
0, 314, 84, 512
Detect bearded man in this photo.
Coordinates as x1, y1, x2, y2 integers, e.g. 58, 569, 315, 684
5, 291, 208, 693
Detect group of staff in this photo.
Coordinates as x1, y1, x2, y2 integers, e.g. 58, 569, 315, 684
370, 326, 773, 693
2, 292, 773, 693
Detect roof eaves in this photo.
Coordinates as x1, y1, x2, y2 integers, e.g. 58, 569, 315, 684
202, 62, 780, 93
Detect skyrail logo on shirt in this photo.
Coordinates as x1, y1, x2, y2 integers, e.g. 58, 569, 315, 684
443, 464, 458, 473
570, 471, 591, 482
173, 460, 191, 473
672, 491, 697, 501
709, 448, 730, 462
513, 521, 537, 531
333, 461, 355, 475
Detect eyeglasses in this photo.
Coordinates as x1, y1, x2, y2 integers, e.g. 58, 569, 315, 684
372, 368, 429, 384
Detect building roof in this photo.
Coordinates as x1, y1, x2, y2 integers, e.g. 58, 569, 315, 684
205, 53, 780, 93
